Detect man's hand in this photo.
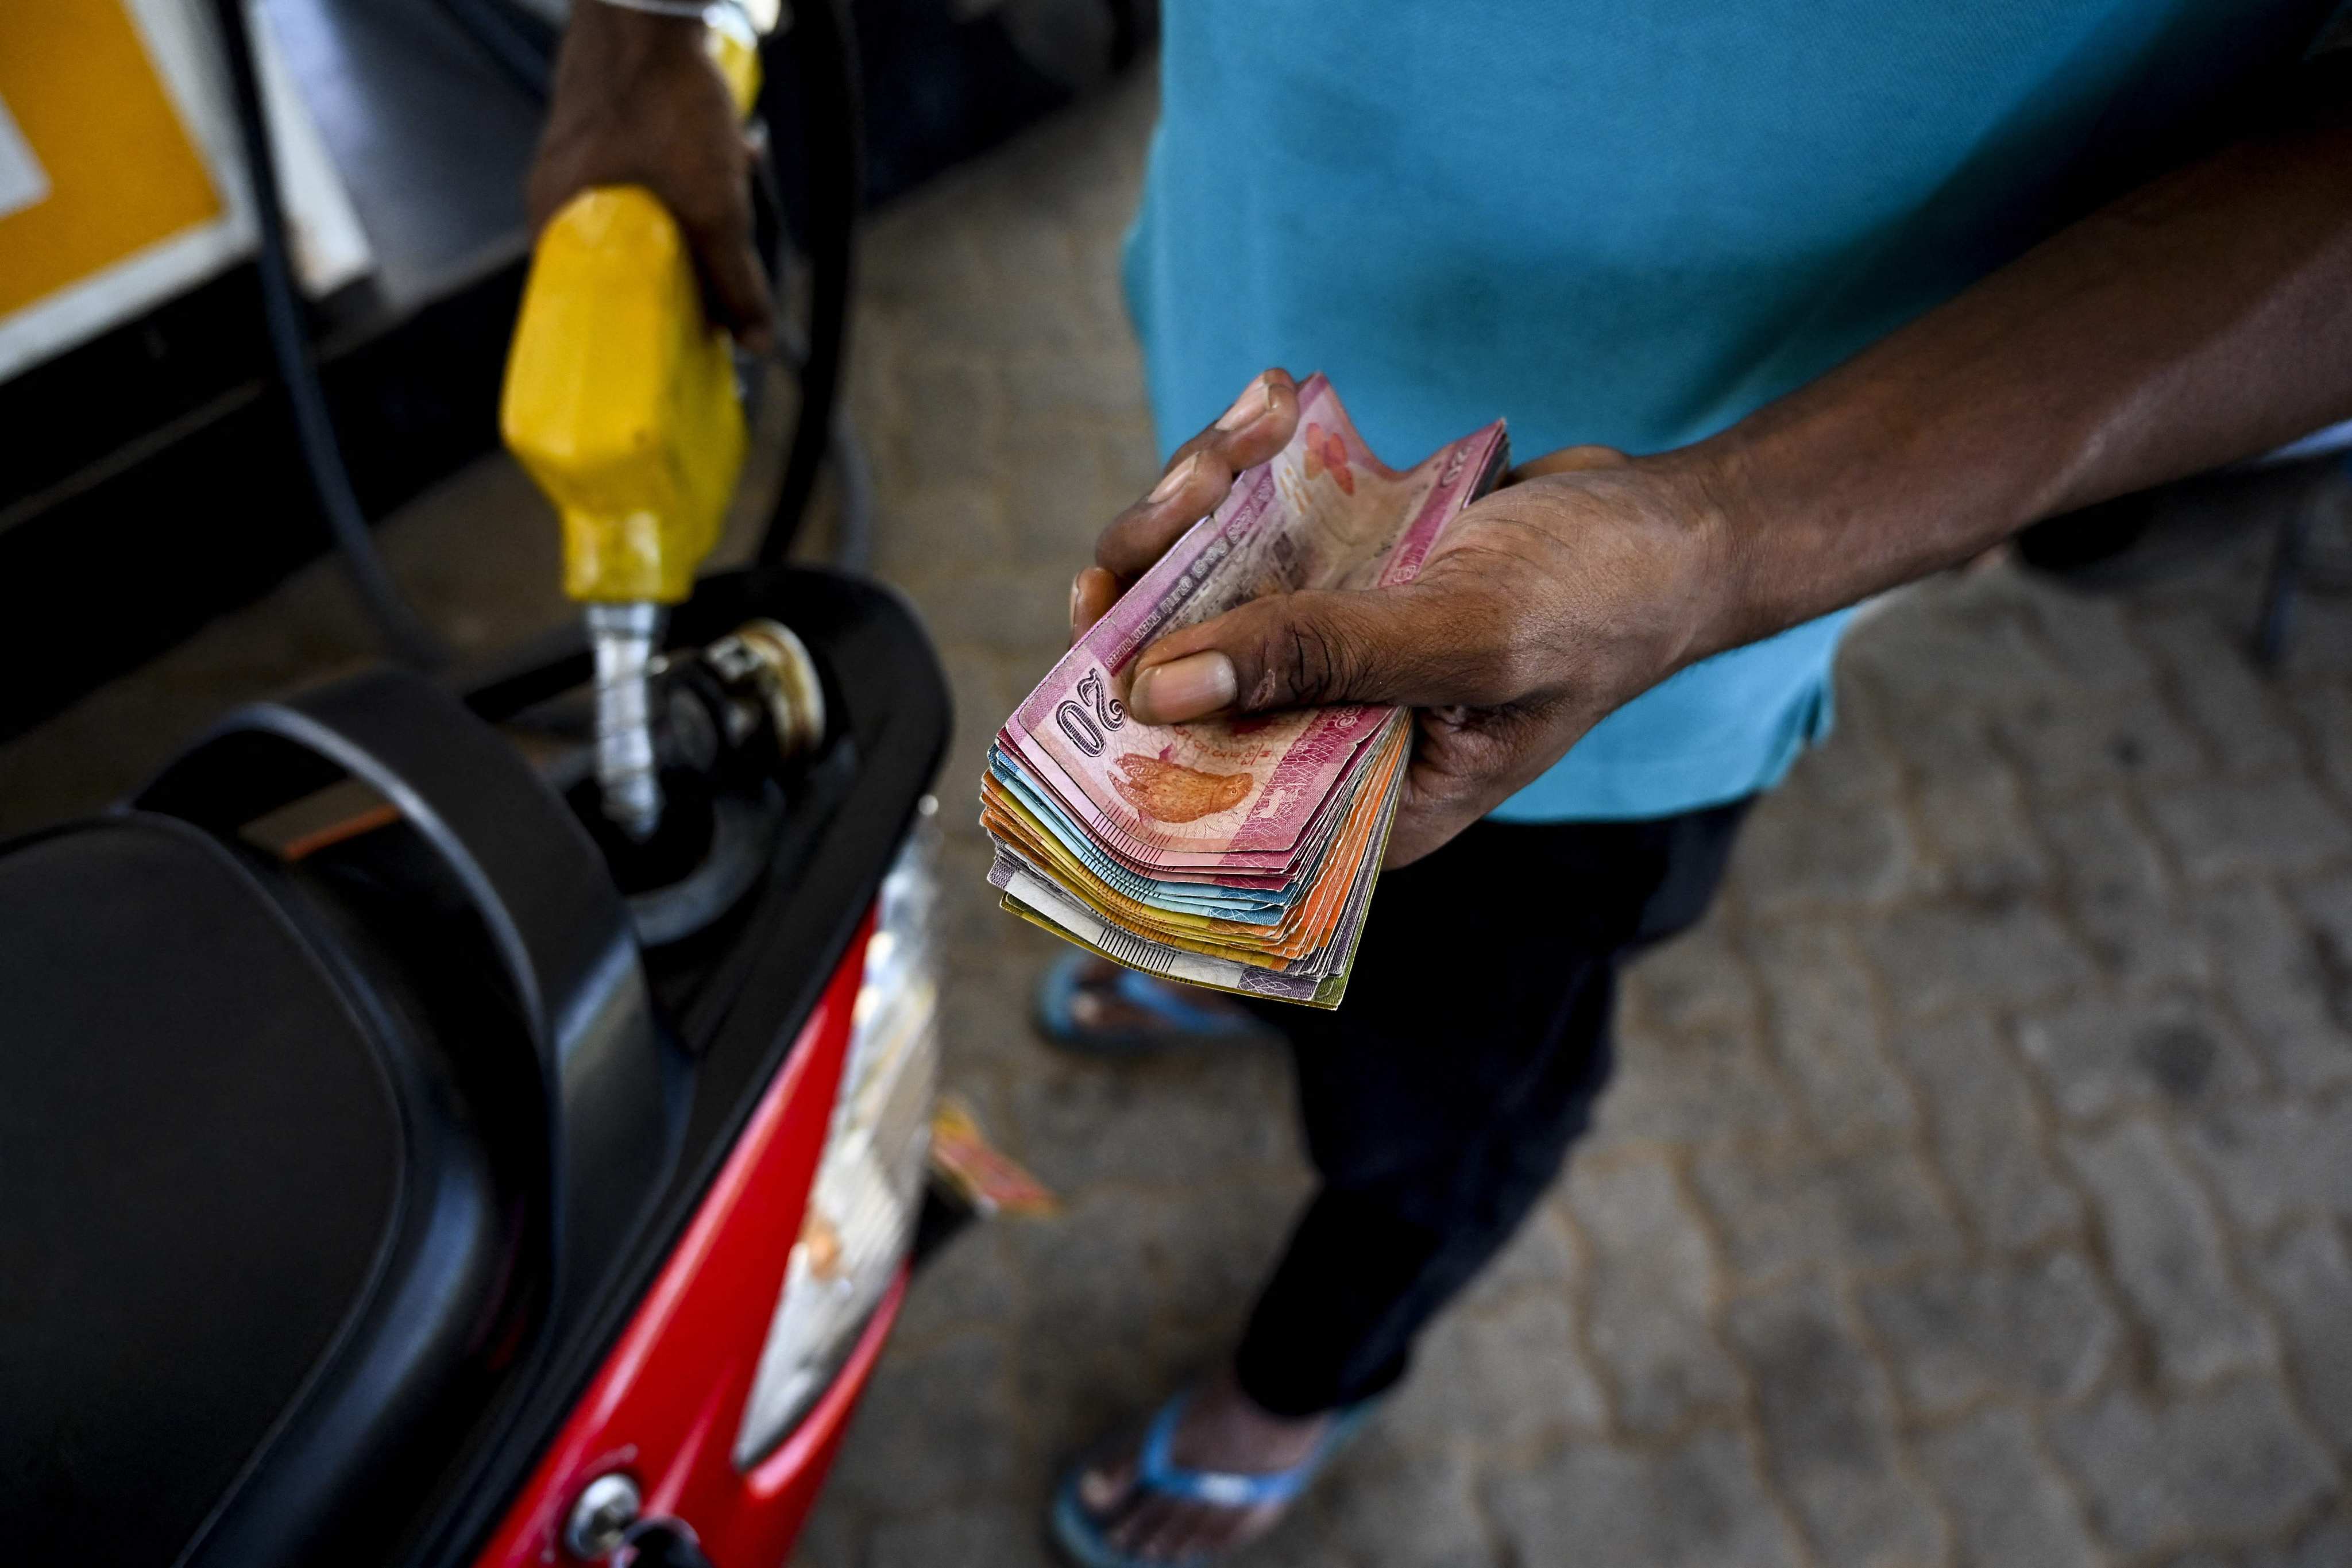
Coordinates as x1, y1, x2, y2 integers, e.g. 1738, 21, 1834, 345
528, 1, 775, 352
1070, 369, 1733, 867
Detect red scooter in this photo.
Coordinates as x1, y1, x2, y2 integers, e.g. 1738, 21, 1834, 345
1, 566, 952, 1568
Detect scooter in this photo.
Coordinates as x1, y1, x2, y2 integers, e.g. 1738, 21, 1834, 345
4, 567, 949, 1568
1, 8, 955, 1565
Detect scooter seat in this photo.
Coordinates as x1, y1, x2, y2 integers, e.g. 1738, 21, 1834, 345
1, 666, 667, 1568
1, 814, 415, 1566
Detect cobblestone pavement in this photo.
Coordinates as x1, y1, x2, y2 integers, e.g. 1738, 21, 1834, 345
800, 68, 2352, 1568
2, 60, 2347, 1568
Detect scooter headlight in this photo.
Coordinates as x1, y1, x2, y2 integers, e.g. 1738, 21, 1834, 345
733, 798, 941, 1466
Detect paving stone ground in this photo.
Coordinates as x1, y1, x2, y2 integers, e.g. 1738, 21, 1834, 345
3, 61, 2349, 1568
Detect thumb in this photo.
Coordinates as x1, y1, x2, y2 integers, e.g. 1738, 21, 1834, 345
1123, 581, 1501, 724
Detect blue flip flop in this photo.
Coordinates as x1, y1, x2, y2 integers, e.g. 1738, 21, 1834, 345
1033, 952, 1273, 1056
1048, 1392, 1375, 1568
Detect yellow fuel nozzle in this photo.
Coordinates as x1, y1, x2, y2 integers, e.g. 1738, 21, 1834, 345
499, 11, 762, 839
501, 184, 747, 607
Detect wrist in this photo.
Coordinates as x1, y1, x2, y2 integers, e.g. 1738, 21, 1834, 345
582, 0, 710, 24
1628, 440, 1758, 671
569, 0, 705, 74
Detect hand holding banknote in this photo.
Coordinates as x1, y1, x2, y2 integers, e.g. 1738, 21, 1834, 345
1074, 369, 1736, 867
991, 376, 1513, 1005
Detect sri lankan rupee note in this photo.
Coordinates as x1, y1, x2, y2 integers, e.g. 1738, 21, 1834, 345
990, 731, 1405, 1009
1002, 374, 1509, 875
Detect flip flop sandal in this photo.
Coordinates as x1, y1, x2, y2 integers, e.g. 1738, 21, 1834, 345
1033, 952, 1273, 1056
1048, 1392, 1376, 1568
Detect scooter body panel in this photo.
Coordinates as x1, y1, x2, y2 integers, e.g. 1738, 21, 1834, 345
473, 916, 891, 1567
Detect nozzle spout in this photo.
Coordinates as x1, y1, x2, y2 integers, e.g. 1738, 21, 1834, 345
588, 601, 666, 840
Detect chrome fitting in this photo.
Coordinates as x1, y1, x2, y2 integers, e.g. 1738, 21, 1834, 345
562, 1471, 642, 1560
701, 617, 827, 762
588, 601, 667, 840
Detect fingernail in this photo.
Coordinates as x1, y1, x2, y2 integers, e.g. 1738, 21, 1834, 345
1146, 451, 1201, 503
1131, 651, 1237, 722
1214, 375, 1271, 431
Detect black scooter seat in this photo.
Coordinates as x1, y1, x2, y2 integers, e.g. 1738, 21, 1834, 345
2, 816, 419, 1565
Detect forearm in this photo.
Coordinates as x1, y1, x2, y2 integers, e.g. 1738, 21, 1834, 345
1676, 111, 2352, 658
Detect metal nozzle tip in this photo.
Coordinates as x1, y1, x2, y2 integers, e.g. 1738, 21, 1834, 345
588, 603, 667, 840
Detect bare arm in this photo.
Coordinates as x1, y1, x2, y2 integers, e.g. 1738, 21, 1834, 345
1693, 88, 2352, 656
1075, 67, 2352, 864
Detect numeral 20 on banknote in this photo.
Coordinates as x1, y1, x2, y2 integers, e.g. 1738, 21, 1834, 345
1056, 669, 1126, 756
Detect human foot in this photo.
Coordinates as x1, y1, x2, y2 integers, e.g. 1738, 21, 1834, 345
1054, 1372, 1353, 1565
1034, 953, 1272, 1055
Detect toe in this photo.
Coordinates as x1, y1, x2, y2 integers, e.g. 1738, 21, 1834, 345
1076, 1454, 1136, 1516
1190, 1505, 1248, 1557
1142, 1502, 1217, 1563
1106, 1494, 1177, 1558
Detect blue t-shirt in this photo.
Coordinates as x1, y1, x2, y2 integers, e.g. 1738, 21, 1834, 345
1126, 0, 2338, 820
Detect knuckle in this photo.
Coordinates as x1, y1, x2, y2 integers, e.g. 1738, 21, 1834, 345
677, 184, 743, 238
1256, 608, 1358, 708
1173, 441, 1233, 492
1098, 515, 1156, 573
1463, 613, 1550, 705
1488, 642, 1544, 702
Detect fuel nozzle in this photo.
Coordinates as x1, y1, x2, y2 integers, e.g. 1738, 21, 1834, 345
499, 11, 762, 839
505, 168, 743, 838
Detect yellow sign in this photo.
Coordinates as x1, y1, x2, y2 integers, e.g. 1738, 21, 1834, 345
0, 0, 221, 319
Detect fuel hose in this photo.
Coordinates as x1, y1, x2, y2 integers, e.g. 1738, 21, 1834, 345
751, 0, 864, 570
210, 0, 451, 670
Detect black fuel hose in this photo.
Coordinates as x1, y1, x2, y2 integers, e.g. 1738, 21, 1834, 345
211, 0, 451, 670
747, 113, 872, 572
752, 0, 863, 570
427, 0, 556, 101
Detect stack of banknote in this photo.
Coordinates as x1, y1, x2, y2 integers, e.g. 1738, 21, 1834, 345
982, 375, 1509, 1007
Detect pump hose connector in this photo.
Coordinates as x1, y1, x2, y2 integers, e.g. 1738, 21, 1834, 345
588, 601, 666, 840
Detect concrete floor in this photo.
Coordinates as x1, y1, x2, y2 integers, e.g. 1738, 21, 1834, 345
6, 61, 2351, 1568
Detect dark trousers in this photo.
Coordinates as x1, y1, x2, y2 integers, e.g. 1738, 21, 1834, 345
1230, 800, 1751, 1418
